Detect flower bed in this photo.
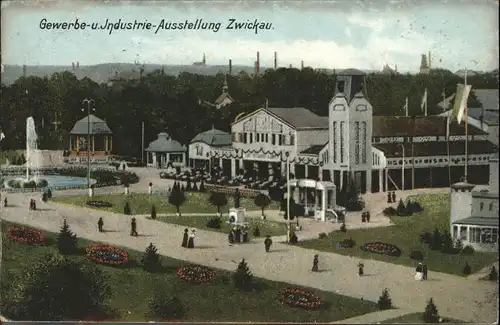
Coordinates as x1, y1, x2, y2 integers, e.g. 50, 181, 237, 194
86, 244, 128, 265
7, 227, 44, 245
86, 200, 113, 208
360, 242, 402, 257
176, 265, 216, 283
278, 288, 323, 309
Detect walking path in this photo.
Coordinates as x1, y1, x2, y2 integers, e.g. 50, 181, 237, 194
1, 191, 497, 323
331, 309, 415, 324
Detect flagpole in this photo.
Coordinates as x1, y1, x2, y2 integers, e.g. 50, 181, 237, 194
411, 116, 415, 189
425, 89, 428, 116
464, 68, 468, 181
445, 88, 452, 187
405, 97, 409, 117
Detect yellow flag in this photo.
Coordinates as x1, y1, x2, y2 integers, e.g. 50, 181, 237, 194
451, 84, 472, 124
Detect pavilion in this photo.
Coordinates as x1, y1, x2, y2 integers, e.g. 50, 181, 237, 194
146, 133, 186, 169
68, 114, 113, 163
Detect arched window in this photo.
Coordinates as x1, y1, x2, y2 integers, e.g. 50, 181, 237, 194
362, 122, 367, 164
355, 122, 360, 164
480, 202, 484, 211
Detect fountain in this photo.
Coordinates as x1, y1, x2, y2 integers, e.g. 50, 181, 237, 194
26, 116, 42, 181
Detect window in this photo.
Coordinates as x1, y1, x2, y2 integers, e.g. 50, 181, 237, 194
489, 202, 493, 211
265, 134, 269, 142
256, 133, 260, 142
362, 122, 367, 164
290, 134, 295, 146
272, 134, 276, 145
460, 226, 467, 240
243, 133, 248, 143
340, 122, 345, 163
355, 122, 360, 164
333, 122, 337, 163
278, 134, 283, 146
249, 133, 253, 143
469, 227, 481, 243
480, 202, 484, 211
231, 133, 236, 142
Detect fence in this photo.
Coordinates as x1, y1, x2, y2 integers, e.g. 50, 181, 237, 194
205, 183, 263, 198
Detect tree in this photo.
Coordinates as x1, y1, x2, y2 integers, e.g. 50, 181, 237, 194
338, 179, 364, 211
150, 204, 157, 220
168, 187, 186, 216
423, 298, 440, 323
454, 237, 463, 251
488, 266, 498, 281
147, 290, 185, 320
208, 192, 228, 215
5, 254, 110, 321
396, 199, 408, 216
430, 228, 442, 250
254, 193, 271, 217
141, 243, 162, 273
440, 230, 454, 254
233, 258, 253, 291
123, 201, 131, 215
57, 219, 77, 255
377, 288, 393, 310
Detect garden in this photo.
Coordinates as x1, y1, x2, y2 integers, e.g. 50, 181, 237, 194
297, 195, 499, 275
54, 192, 280, 215
1, 221, 378, 322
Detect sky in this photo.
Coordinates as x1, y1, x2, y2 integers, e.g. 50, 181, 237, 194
1, 0, 498, 72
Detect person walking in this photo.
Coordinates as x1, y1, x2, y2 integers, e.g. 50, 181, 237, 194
264, 235, 273, 252
187, 229, 195, 248
130, 217, 138, 236
391, 191, 396, 203
311, 254, 319, 272
423, 263, 428, 280
181, 228, 189, 247
97, 217, 104, 232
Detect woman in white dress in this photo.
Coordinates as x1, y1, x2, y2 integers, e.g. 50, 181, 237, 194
415, 263, 424, 280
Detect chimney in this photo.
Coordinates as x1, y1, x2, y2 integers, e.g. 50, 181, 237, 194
256, 51, 260, 75
395, 64, 398, 73
140, 67, 144, 79
301, 60, 304, 70
22, 64, 27, 77
229, 59, 232, 75
72, 62, 75, 70
289, 64, 292, 68
274, 51, 277, 70
428, 51, 431, 70
76, 61, 79, 68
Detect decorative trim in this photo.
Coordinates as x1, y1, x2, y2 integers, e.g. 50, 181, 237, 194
386, 154, 491, 168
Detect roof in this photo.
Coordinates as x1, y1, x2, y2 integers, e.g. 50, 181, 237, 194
372, 116, 487, 137
453, 216, 498, 227
300, 143, 327, 155
373, 141, 498, 158
437, 89, 499, 126
145, 133, 186, 152
70, 114, 112, 135
214, 92, 234, 105
474, 89, 499, 111
338, 68, 365, 76
266, 107, 329, 129
472, 189, 499, 199
190, 128, 231, 146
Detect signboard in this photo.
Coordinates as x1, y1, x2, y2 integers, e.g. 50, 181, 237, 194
379, 137, 404, 144
413, 136, 438, 143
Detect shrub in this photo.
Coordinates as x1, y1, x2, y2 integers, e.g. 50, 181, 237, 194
318, 232, 327, 239
253, 226, 260, 237
289, 232, 298, 244
454, 238, 463, 251
409, 250, 424, 261
339, 237, 356, 248
208, 192, 228, 215
150, 204, 157, 220
423, 298, 440, 323
461, 245, 475, 255
420, 231, 432, 245
463, 262, 471, 275
430, 228, 442, 250
340, 223, 347, 233
169, 187, 186, 216
488, 266, 498, 281
377, 288, 393, 310
206, 217, 222, 229
123, 201, 131, 215
254, 193, 271, 216
407, 200, 424, 213
57, 219, 78, 255
141, 243, 162, 273
233, 259, 253, 291
396, 199, 409, 216
383, 206, 397, 216
147, 292, 185, 320
440, 230, 455, 254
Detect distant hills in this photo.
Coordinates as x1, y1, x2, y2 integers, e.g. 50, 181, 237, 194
1, 63, 497, 85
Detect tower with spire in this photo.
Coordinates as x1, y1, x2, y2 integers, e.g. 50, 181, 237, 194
419, 53, 430, 74
213, 74, 234, 109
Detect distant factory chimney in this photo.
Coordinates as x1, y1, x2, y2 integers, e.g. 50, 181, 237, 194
22, 64, 27, 77
274, 51, 277, 70
72, 62, 75, 70
256, 51, 260, 75
76, 61, 79, 68
395, 64, 398, 73
301, 60, 304, 70
289, 64, 292, 68
229, 59, 232, 75
202, 53, 206, 65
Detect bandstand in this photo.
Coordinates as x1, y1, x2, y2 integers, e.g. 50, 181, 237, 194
289, 179, 345, 222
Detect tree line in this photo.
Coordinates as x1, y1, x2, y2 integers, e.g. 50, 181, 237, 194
0, 68, 497, 158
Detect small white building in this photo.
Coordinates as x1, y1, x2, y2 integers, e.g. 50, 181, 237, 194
146, 133, 186, 168
450, 154, 499, 252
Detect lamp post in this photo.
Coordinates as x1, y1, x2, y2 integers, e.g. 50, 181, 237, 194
82, 99, 95, 192
397, 143, 405, 192
285, 151, 290, 243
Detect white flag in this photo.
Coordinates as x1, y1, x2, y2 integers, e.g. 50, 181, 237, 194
452, 83, 472, 124
403, 97, 409, 116
0, 131, 5, 141
420, 89, 427, 111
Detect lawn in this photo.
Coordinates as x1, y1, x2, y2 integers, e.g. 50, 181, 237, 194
380, 312, 467, 323
54, 192, 280, 215
1, 221, 378, 322
156, 215, 287, 237
297, 194, 499, 276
